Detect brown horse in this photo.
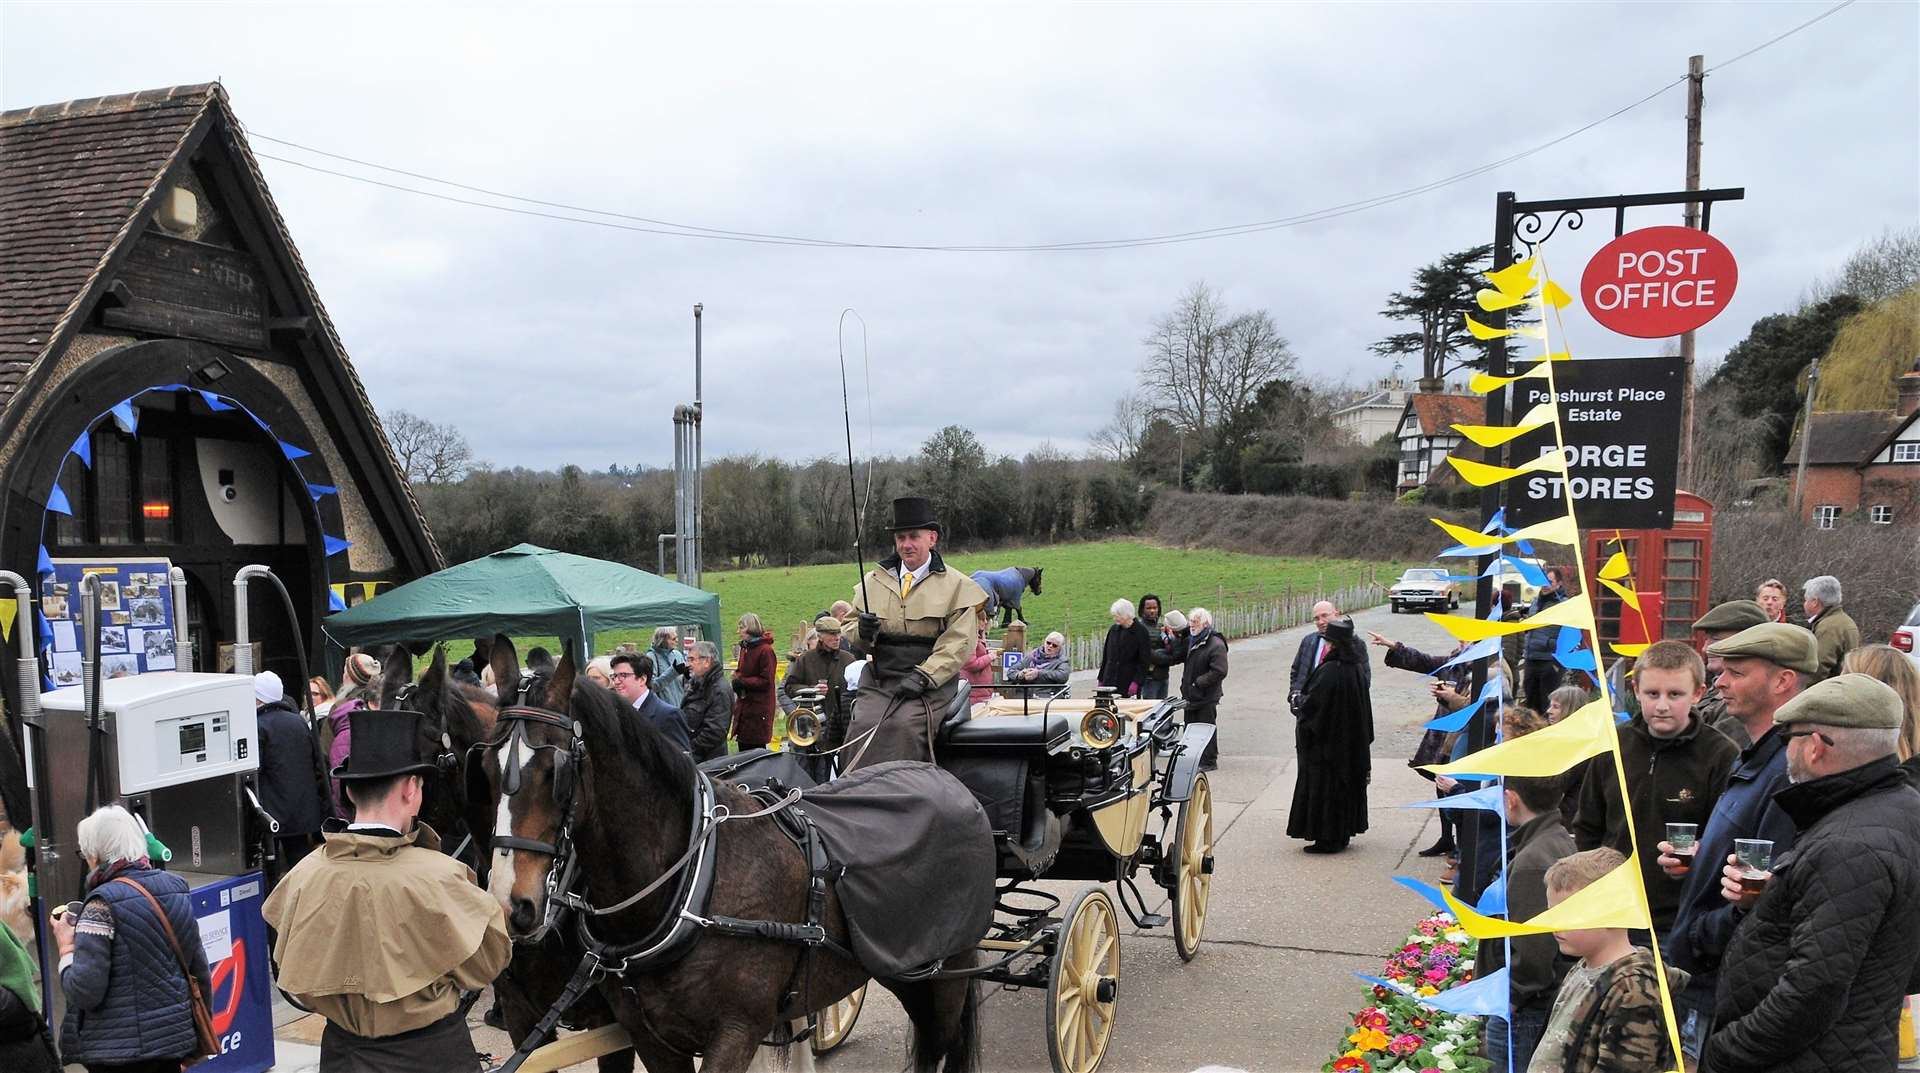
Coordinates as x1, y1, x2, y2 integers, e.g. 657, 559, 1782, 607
379, 642, 639, 1073
470, 640, 984, 1073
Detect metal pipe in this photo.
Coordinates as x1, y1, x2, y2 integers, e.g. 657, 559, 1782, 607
0, 571, 41, 726
233, 564, 275, 675
80, 575, 100, 726
692, 303, 703, 590
657, 533, 675, 577
168, 567, 194, 673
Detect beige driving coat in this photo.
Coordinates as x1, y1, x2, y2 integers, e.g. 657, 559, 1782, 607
843, 551, 987, 768
262, 823, 510, 1039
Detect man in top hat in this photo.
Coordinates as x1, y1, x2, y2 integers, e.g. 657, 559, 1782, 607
1703, 673, 1920, 1072
844, 496, 988, 768
784, 615, 860, 752
263, 710, 509, 1072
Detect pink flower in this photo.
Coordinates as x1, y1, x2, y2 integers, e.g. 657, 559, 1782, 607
1387, 1034, 1424, 1056
1421, 967, 1449, 983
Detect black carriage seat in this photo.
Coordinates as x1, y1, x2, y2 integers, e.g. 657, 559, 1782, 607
937, 711, 1070, 878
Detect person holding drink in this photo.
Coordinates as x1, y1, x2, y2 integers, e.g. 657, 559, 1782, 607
1657, 622, 1814, 1065
1702, 673, 1920, 1073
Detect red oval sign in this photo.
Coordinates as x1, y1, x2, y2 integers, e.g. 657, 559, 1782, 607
1579, 225, 1738, 338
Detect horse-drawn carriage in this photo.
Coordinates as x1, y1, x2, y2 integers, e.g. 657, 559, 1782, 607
783, 683, 1217, 1073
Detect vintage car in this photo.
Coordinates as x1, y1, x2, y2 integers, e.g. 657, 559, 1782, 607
1388, 566, 1459, 613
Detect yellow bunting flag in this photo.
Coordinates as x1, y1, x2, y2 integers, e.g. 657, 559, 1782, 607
1424, 592, 1594, 643
1598, 576, 1642, 612
1611, 643, 1649, 658
1424, 697, 1617, 779
1468, 364, 1553, 394
1464, 314, 1512, 341
1437, 859, 1650, 939
1598, 551, 1631, 581
1450, 403, 1557, 449
0, 598, 12, 642
1429, 513, 1579, 553
1542, 279, 1573, 310
1475, 287, 1532, 312
1445, 450, 1567, 488
1485, 257, 1539, 298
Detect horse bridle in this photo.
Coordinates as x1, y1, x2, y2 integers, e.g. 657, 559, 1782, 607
475, 704, 591, 944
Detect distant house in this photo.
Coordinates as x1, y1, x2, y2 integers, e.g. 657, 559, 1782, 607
1331, 376, 1409, 446
1783, 367, 1920, 527
1396, 392, 1481, 491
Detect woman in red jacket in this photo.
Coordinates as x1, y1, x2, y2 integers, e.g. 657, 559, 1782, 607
730, 613, 778, 750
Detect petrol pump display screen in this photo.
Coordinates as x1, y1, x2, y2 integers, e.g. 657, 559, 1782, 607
179, 722, 207, 756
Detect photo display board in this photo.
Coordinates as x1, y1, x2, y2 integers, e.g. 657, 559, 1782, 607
1503, 356, 1683, 530
44, 557, 177, 688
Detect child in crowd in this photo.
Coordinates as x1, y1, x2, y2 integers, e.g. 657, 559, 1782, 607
1484, 772, 1577, 1069
1571, 640, 1736, 935
1529, 848, 1683, 1073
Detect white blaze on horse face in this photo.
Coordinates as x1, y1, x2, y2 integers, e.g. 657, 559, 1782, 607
488, 737, 538, 914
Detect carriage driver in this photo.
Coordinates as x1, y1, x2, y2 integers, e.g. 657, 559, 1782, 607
263, 711, 510, 1072
845, 495, 988, 769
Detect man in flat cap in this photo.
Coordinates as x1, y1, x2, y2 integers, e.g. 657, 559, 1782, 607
844, 496, 988, 768
1691, 600, 1773, 750
1703, 674, 1920, 1073
783, 616, 859, 752
1657, 621, 1816, 1065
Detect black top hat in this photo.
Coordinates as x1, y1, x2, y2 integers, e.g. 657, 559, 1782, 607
331, 709, 439, 781
1324, 616, 1356, 645
885, 496, 941, 533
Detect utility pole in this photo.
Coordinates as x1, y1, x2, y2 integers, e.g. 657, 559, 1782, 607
1791, 358, 1821, 517
1679, 54, 1705, 488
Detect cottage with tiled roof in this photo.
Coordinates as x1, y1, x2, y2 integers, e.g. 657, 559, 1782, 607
0, 84, 439, 692
1394, 391, 1481, 491
1784, 367, 1920, 527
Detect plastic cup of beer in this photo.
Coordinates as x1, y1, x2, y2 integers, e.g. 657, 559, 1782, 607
1733, 838, 1774, 894
1667, 823, 1699, 872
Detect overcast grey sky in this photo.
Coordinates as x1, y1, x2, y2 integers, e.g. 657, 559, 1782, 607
4, 2, 1915, 471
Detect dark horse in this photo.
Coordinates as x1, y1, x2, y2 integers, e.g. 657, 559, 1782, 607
971, 566, 1043, 628
470, 642, 984, 1073
378, 641, 639, 1073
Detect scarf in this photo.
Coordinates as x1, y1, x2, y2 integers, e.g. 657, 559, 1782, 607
0, 919, 37, 1012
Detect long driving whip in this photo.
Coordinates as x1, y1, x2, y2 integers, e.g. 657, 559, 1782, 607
838, 309, 874, 613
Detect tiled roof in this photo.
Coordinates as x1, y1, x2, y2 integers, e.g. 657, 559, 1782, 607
0, 84, 215, 404
1782, 410, 1904, 467
0, 84, 441, 567
1407, 392, 1482, 437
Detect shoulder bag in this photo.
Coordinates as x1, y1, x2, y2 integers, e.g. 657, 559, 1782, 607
110, 877, 219, 1066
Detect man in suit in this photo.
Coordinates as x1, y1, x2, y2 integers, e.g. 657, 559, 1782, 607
610, 652, 692, 753
1290, 600, 1370, 713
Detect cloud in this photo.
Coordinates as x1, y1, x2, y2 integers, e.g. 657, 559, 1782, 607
3, 2, 1914, 471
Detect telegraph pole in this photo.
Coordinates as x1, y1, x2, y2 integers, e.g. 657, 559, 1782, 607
1679, 54, 1705, 487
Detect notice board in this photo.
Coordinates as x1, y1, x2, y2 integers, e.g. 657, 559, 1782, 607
1503, 357, 1684, 530
43, 558, 177, 688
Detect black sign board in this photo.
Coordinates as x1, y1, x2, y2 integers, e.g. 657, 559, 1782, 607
1503, 356, 1683, 530
100, 233, 268, 350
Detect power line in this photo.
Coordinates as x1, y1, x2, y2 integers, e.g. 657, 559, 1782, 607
246, 0, 1858, 252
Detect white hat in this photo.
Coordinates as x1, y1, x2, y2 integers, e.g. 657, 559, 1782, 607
253, 670, 284, 705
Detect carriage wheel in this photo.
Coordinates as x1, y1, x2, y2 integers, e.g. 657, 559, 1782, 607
1172, 773, 1214, 962
811, 983, 867, 1056
1046, 887, 1121, 1073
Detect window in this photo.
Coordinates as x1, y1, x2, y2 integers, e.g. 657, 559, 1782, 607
1893, 443, 1920, 463
138, 436, 173, 543
93, 430, 133, 544
1871, 504, 1894, 525
1814, 505, 1841, 530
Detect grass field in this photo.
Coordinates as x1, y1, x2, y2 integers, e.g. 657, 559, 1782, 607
518, 540, 1414, 658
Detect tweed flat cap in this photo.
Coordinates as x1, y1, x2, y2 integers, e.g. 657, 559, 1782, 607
814, 616, 843, 635
1774, 672, 1903, 729
1705, 622, 1819, 675
1694, 600, 1769, 635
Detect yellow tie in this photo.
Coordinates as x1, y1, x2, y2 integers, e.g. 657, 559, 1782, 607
900, 571, 914, 599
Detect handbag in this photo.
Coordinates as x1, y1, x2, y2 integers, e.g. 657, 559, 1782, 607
110, 878, 219, 1067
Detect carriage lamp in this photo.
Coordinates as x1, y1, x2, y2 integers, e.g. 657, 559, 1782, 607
1080, 708, 1123, 749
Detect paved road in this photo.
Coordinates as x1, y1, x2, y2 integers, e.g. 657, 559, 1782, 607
275, 603, 1466, 1073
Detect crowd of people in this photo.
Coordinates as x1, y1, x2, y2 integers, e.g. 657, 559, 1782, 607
1370, 570, 1920, 1073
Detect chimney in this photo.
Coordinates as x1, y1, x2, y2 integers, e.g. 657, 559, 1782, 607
1899, 363, 1920, 418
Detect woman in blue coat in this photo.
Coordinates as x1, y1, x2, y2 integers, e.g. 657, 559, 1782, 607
49, 805, 212, 1073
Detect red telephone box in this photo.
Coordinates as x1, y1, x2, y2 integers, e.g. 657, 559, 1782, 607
1583, 491, 1714, 647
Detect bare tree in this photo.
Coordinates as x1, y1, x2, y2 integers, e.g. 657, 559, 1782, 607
1213, 310, 1298, 434
383, 409, 474, 486
1807, 226, 1920, 306
1090, 392, 1152, 463
1139, 283, 1225, 440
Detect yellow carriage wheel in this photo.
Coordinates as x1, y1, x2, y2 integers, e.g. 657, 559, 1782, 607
811, 982, 867, 1056
1172, 772, 1214, 962
1046, 887, 1121, 1073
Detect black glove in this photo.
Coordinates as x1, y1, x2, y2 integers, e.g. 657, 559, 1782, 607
675, 662, 692, 677
857, 612, 881, 646
896, 670, 934, 698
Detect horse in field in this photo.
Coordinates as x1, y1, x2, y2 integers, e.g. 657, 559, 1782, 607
970, 566, 1042, 627
470, 641, 988, 1073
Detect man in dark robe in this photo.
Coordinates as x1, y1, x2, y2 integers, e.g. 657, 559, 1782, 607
1287, 616, 1375, 854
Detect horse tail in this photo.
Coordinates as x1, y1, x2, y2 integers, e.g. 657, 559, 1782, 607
947, 977, 981, 1073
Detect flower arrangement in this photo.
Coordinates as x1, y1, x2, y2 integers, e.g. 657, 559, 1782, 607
1321, 912, 1491, 1073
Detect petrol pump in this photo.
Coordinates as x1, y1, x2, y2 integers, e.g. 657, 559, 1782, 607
22, 565, 306, 1071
